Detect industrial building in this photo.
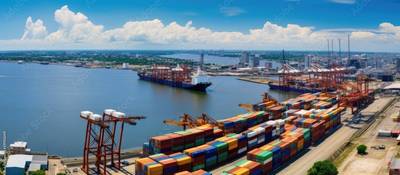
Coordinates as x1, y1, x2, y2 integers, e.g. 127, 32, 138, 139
239, 51, 250, 67
9, 141, 30, 154
200, 53, 204, 69
390, 158, 400, 175
252, 54, 260, 68
5, 154, 48, 175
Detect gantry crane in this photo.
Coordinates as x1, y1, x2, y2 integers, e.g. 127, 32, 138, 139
338, 73, 373, 113
239, 92, 278, 112
81, 109, 145, 175
163, 113, 197, 130
163, 113, 219, 130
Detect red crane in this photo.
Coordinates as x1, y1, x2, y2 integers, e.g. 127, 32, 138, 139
81, 110, 145, 175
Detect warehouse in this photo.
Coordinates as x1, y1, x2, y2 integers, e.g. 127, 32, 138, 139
6, 154, 48, 175
390, 158, 400, 175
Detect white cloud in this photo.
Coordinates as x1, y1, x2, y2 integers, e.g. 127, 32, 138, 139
46, 5, 104, 42
21, 17, 48, 40
330, 0, 356, 4
219, 7, 245, 17
351, 31, 376, 39
3, 5, 400, 52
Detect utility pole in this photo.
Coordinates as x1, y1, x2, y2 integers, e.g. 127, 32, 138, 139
3, 131, 6, 150
331, 39, 334, 58
327, 39, 330, 58
338, 38, 341, 58
282, 49, 286, 64
348, 34, 351, 59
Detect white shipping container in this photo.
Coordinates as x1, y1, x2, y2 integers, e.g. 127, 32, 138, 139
378, 130, 392, 137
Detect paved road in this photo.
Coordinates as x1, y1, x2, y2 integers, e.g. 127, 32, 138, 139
277, 126, 357, 175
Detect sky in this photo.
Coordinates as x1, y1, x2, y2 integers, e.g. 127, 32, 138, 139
0, 0, 399, 52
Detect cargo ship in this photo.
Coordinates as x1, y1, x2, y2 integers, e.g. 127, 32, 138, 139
268, 82, 320, 93
138, 65, 212, 92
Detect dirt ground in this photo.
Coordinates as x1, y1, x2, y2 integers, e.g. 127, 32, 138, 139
337, 98, 400, 175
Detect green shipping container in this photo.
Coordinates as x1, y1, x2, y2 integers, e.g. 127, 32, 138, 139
193, 164, 205, 171
218, 152, 228, 163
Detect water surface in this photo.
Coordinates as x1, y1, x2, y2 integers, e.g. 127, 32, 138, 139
0, 62, 297, 156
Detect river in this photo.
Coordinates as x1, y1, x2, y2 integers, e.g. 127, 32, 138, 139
0, 62, 297, 156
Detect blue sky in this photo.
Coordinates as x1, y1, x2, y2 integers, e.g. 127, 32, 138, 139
0, 0, 399, 51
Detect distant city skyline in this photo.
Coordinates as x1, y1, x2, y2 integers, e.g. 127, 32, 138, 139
0, 0, 399, 52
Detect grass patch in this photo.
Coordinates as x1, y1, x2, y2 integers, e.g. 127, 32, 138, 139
333, 142, 357, 167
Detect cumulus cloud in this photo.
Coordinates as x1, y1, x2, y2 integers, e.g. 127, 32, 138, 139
6, 5, 400, 52
21, 17, 48, 40
46, 5, 104, 42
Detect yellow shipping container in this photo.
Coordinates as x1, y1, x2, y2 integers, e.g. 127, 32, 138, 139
147, 163, 163, 175
233, 167, 250, 175
176, 156, 192, 166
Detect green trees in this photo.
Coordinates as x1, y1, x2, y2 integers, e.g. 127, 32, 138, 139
357, 144, 367, 155
0, 161, 4, 175
29, 170, 45, 175
308, 160, 338, 175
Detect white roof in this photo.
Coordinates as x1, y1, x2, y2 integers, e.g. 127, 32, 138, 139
32, 155, 48, 164
391, 158, 400, 169
6, 154, 33, 168
0, 150, 5, 155
28, 163, 41, 172
384, 82, 400, 90
10, 141, 27, 148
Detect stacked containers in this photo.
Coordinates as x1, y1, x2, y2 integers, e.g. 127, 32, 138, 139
256, 100, 277, 112
283, 109, 299, 118
292, 118, 317, 128
207, 140, 228, 164
167, 133, 185, 153
226, 134, 248, 156
247, 148, 273, 174
136, 157, 163, 175
143, 142, 151, 156
147, 125, 215, 155
222, 160, 262, 175
150, 135, 174, 155
216, 136, 239, 160
311, 120, 326, 144
213, 128, 224, 139
259, 140, 282, 170
279, 137, 292, 163
175, 170, 212, 175
197, 125, 215, 142
312, 101, 333, 109
218, 111, 267, 134
169, 153, 192, 172
184, 145, 207, 171
268, 105, 284, 119
150, 154, 178, 175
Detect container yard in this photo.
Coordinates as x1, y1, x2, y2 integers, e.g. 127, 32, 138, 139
59, 76, 399, 175
133, 92, 347, 175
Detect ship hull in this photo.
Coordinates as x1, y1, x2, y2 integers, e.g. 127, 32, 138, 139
138, 74, 211, 92
268, 83, 320, 93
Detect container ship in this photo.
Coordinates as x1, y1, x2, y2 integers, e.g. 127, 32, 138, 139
138, 65, 212, 92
